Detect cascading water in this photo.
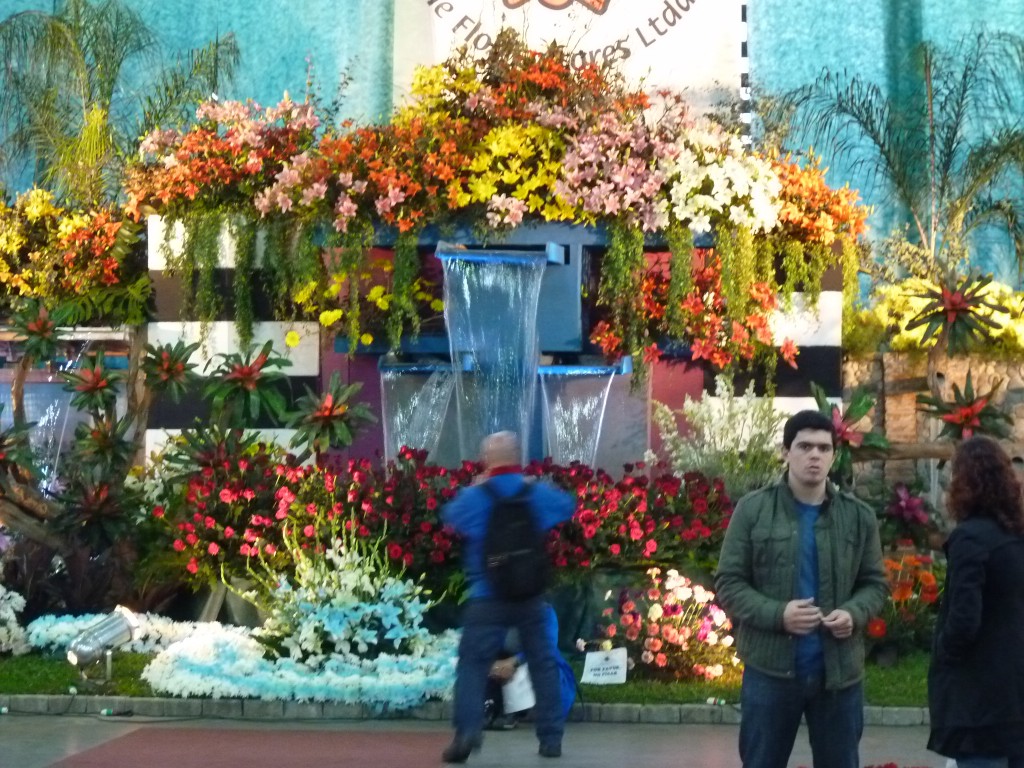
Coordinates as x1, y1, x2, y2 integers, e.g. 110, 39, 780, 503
538, 366, 616, 467
439, 246, 545, 462
0, 342, 95, 494
379, 364, 456, 463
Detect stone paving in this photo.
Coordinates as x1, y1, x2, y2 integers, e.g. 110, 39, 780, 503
0, 697, 945, 768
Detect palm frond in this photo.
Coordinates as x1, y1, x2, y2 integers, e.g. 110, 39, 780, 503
138, 34, 240, 134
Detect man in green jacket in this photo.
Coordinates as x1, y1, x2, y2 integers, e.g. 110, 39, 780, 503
715, 410, 887, 768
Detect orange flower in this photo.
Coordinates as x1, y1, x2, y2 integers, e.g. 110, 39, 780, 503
891, 580, 914, 602
866, 617, 887, 639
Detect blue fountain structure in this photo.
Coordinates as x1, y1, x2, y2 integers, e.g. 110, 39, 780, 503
376, 231, 636, 467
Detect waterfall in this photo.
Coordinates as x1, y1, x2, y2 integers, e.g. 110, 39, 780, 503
379, 364, 455, 463
539, 366, 616, 467
439, 247, 545, 462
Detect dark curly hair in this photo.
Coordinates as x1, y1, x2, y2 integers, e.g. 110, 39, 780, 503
948, 436, 1024, 533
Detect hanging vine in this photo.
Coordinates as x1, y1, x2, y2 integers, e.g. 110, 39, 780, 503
386, 229, 423, 352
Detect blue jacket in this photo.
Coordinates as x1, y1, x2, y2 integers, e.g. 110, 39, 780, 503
442, 473, 574, 600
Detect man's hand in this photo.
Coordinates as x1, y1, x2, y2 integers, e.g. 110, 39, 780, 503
489, 658, 517, 682
821, 609, 854, 639
782, 598, 823, 635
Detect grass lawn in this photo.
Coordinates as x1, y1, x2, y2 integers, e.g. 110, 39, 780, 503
0, 651, 929, 707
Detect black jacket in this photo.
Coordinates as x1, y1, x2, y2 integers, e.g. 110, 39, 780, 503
928, 516, 1024, 758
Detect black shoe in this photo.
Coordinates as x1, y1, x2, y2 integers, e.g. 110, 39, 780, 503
442, 734, 481, 764
539, 742, 562, 758
487, 715, 519, 731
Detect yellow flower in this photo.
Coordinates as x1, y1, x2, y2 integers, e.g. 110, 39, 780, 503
319, 309, 344, 327
284, 330, 301, 348
360, 333, 374, 346
293, 280, 317, 305
19, 188, 61, 222
367, 285, 385, 302
57, 212, 89, 239
430, 299, 445, 312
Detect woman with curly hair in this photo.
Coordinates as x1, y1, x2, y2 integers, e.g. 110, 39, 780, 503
928, 436, 1024, 767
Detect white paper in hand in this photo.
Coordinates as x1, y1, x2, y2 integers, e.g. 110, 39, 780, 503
580, 647, 628, 684
502, 663, 536, 713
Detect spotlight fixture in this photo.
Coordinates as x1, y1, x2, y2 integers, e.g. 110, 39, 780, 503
67, 606, 140, 681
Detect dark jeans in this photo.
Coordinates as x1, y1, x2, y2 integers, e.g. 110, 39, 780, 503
739, 666, 863, 768
453, 597, 563, 748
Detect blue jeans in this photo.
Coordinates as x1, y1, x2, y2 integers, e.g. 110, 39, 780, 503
452, 597, 564, 748
958, 758, 1024, 768
739, 666, 863, 768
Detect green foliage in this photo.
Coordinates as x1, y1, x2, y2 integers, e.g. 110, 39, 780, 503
286, 373, 376, 459
916, 370, 1013, 440
203, 340, 292, 426
651, 375, 784, 500
0, 0, 238, 206
810, 381, 889, 490
904, 271, 1006, 354
0, 404, 35, 477
10, 299, 68, 362
141, 340, 200, 403
60, 350, 123, 415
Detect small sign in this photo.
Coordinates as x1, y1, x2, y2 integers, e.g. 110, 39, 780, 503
502, 663, 536, 713
580, 647, 628, 684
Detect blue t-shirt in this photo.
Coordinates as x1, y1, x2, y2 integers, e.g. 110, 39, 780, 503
441, 474, 574, 600
794, 500, 824, 675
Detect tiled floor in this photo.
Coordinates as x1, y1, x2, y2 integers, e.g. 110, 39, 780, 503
1, 715, 942, 768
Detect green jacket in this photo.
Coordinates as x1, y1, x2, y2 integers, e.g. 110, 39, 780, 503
714, 475, 888, 689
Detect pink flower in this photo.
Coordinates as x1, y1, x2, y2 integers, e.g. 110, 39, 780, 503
208, 543, 220, 556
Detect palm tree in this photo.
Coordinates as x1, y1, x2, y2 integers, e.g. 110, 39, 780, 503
0, 0, 239, 207
773, 30, 1024, 284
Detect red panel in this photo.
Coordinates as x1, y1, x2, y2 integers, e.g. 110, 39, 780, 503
648, 358, 705, 457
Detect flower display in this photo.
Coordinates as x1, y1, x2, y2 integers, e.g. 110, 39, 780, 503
772, 153, 868, 245
868, 553, 943, 658
0, 188, 133, 311
118, 29, 860, 367
0, 583, 29, 656
661, 118, 782, 236
544, 460, 733, 575
251, 517, 437, 665
916, 371, 1013, 440
124, 94, 321, 220
597, 567, 739, 682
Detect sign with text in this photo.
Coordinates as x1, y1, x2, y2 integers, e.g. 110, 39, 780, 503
394, 0, 744, 111
580, 647, 628, 685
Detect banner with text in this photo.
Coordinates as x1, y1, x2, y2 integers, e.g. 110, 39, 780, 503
394, 0, 745, 111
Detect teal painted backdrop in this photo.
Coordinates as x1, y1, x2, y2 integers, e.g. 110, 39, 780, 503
749, 0, 1024, 283
0, 0, 394, 123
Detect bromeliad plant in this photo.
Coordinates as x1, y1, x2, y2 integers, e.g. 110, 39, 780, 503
286, 372, 376, 463
904, 271, 1006, 356
811, 381, 889, 489
916, 371, 1013, 440
204, 341, 292, 425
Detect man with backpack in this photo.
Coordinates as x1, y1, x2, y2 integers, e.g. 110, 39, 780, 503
440, 431, 574, 763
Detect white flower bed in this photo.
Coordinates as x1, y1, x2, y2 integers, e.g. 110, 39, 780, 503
20, 609, 458, 708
